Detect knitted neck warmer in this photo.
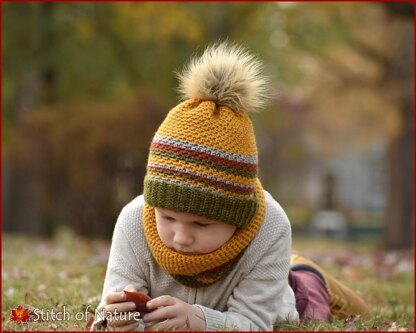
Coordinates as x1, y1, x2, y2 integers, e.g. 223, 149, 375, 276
142, 179, 266, 287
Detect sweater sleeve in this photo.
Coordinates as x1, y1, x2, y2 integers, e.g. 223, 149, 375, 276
91, 200, 148, 330
196, 208, 299, 331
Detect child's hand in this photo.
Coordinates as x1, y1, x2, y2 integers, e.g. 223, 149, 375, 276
104, 285, 141, 331
143, 295, 206, 331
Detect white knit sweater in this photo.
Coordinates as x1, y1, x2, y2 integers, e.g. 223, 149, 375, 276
92, 191, 299, 331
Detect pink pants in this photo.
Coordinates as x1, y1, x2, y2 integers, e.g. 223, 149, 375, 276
288, 270, 331, 322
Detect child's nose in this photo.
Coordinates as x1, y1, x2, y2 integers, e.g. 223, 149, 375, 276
173, 228, 193, 246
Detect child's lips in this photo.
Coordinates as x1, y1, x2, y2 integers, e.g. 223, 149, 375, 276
174, 248, 199, 255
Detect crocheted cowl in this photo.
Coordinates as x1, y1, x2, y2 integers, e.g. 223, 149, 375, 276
143, 179, 265, 287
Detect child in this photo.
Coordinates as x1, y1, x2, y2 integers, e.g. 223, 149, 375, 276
91, 43, 371, 331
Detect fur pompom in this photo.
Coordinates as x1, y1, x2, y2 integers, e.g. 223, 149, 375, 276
177, 42, 269, 113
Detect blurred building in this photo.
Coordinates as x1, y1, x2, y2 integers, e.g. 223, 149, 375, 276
272, 140, 388, 228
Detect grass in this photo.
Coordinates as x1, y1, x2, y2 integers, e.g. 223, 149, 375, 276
2, 231, 414, 331
2, 229, 105, 331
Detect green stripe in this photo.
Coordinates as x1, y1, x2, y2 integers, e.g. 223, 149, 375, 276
144, 177, 258, 227
149, 150, 257, 178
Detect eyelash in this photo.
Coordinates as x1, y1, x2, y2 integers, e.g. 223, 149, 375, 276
163, 217, 209, 227
194, 222, 209, 227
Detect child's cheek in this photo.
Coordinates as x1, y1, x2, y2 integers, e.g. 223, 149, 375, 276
156, 223, 171, 245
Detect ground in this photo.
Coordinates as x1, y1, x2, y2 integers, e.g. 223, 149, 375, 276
2, 229, 414, 331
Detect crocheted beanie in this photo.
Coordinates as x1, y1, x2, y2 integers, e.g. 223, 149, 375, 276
143, 42, 268, 228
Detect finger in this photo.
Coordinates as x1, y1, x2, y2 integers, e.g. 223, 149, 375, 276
142, 305, 176, 324
105, 301, 137, 315
107, 313, 141, 328
106, 290, 127, 305
146, 319, 183, 332
146, 295, 176, 311
107, 317, 137, 328
145, 319, 168, 332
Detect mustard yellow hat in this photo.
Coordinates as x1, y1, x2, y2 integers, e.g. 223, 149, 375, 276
144, 43, 268, 228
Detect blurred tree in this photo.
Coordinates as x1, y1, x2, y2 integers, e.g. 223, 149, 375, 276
3, 2, 59, 235
3, 2, 206, 236
381, 3, 414, 250
10, 90, 166, 237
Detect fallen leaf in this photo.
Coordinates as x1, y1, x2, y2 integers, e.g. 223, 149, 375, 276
37, 284, 47, 291
85, 313, 95, 330
13, 267, 29, 279
124, 291, 152, 313
48, 323, 58, 330
87, 295, 101, 305
335, 252, 351, 266
5, 287, 16, 296
388, 322, 408, 331
342, 266, 364, 280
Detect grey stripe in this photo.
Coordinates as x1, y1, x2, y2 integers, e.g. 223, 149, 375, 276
148, 162, 255, 190
153, 135, 257, 164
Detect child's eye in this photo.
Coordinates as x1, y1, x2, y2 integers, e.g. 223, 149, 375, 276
163, 216, 175, 221
194, 222, 209, 227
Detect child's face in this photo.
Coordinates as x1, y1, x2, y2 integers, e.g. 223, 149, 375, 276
154, 207, 237, 254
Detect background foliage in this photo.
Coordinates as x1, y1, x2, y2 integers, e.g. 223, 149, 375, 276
2, 2, 414, 331
3, 2, 413, 248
